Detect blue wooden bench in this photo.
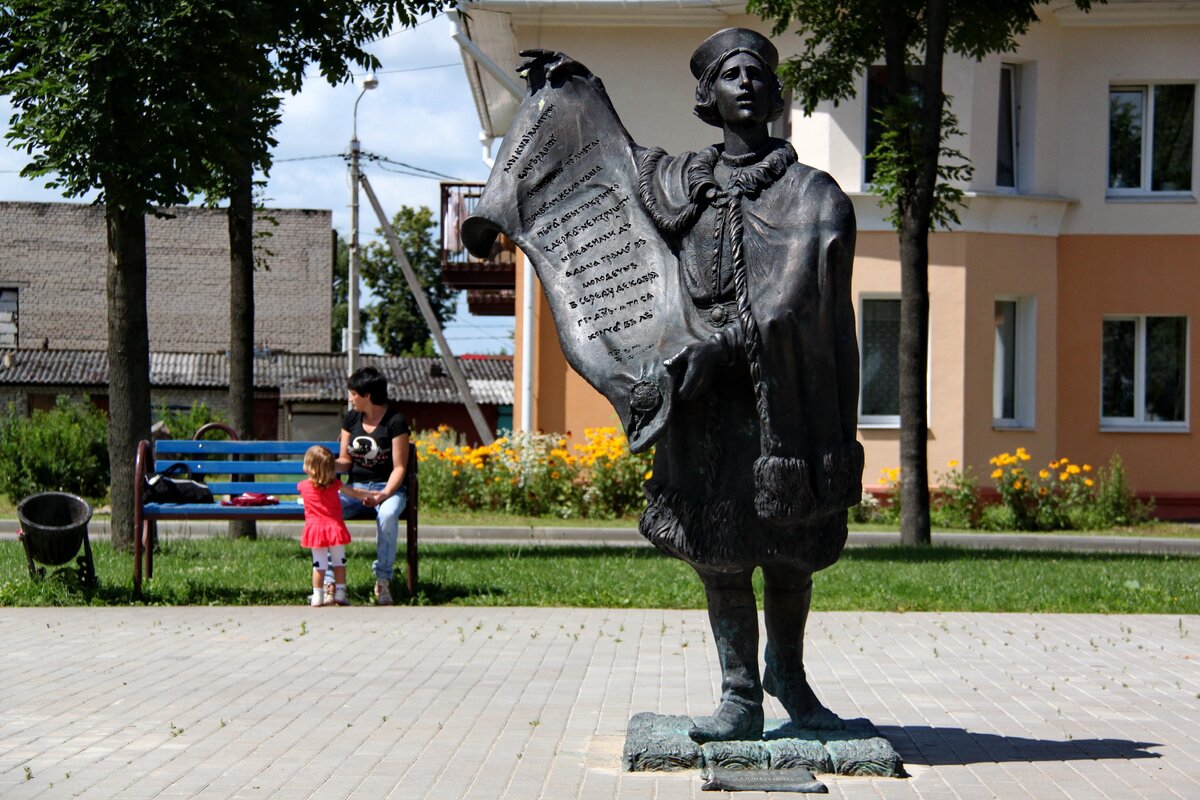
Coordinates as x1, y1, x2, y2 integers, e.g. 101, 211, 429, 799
132, 436, 418, 597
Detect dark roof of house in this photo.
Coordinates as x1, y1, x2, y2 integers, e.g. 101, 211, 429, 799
0, 349, 513, 405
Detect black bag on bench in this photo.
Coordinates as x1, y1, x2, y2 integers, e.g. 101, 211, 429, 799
144, 464, 214, 504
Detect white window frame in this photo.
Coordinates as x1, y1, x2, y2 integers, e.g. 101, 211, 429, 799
993, 296, 1037, 429
996, 64, 1020, 192
1100, 314, 1190, 432
1107, 82, 1196, 198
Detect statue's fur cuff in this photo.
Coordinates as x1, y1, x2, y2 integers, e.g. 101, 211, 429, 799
754, 455, 816, 522
820, 441, 865, 507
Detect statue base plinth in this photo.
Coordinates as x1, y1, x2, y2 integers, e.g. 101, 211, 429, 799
622, 712, 905, 788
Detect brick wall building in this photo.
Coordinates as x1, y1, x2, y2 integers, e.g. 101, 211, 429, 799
0, 201, 332, 352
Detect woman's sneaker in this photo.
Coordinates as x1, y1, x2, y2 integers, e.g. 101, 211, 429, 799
310, 588, 324, 607
374, 579, 394, 606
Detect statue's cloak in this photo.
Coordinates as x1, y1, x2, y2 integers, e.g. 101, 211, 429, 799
461, 63, 704, 453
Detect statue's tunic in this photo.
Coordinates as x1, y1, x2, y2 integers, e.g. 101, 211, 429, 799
636, 139, 863, 572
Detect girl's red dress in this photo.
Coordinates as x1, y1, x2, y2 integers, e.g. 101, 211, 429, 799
298, 479, 352, 547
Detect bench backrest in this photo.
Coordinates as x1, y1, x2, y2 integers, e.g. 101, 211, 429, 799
152, 440, 417, 498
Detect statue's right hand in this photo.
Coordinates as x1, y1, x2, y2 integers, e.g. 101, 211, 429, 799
517, 49, 591, 89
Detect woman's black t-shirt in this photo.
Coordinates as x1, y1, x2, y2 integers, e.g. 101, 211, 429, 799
342, 408, 410, 483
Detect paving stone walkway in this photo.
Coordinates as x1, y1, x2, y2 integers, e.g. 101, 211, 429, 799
2, 607, 1197, 799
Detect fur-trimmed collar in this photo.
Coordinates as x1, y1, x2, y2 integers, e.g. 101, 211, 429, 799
686, 139, 797, 203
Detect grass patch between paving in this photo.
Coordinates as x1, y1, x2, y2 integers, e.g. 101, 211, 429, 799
1, 538, 1197, 613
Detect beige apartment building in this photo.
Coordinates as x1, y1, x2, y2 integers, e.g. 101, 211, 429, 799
451, 0, 1200, 516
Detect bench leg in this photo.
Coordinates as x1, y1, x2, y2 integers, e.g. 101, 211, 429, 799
146, 520, 156, 579
133, 512, 144, 596
405, 518, 418, 597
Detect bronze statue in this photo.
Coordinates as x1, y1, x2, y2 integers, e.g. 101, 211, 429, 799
463, 27, 862, 745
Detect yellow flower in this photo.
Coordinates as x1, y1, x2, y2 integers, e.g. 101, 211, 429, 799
1083, 464, 1093, 472
1048, 460, 1059, 469
1084, 478, 1094, 487
1039, 469, 1050, 479
1016, 447, 1031, 462
551, 471, 560, 480
1067, 464, 1081, 475
644, 470, 653, 480
1012, 480, 1024, 490
1059, 456, 1070, 465
451, 469, 459, 477
947, 460, 959, 468
991, 469, 1003, 479
1059, 472, 1069, 481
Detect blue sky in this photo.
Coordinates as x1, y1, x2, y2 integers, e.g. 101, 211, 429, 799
0, 13, 515, 356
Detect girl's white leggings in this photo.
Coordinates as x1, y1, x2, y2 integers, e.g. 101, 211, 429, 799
310, 545, 346, 570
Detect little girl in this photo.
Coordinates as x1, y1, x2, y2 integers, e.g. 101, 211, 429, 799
299, 445, 368, 607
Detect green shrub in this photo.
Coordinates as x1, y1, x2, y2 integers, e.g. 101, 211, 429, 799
1081, 454, 1154, 528
154, 401, 227, 440
0, 397, 110, 504
931, 461, 980, 529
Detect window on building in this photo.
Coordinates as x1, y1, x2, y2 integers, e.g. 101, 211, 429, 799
864, 65, 924, 185
1108, 84, 1195, 194
860, 297, 902, 424
0, 288, 16, 347
994, 297, 1036, 427
997, 65, 1019, 189
1101, 315, 1188, 427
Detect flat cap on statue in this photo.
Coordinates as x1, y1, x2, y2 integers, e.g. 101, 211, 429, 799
689, 27, 779, 79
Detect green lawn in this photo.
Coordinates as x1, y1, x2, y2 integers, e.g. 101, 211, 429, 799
2, 538, 1197, 613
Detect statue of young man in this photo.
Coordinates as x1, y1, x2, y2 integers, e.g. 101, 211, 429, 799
463, 27, 862, 746
633, 28, 862, 743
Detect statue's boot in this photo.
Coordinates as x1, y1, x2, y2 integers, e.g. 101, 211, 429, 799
689, 579, 765, 744
762, 569, 845, 730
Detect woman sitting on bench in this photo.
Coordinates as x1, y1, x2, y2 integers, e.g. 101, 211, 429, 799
331, 366, 411, 606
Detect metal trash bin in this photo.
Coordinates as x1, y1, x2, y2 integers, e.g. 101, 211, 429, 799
17, 492, 96, 585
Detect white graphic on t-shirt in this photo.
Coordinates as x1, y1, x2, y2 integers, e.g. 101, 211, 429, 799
350, 435, 385, 468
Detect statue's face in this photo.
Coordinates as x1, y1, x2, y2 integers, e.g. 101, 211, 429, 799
713, 52, 772, 127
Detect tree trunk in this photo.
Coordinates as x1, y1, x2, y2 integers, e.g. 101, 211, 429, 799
105, 205, 152, 550
895, 0, 949, 546
897, 215, 931, 546
228, 153, 257, 540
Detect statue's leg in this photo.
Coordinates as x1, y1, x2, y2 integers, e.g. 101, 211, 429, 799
761, 564, 844, 730
689, 566, 765, 744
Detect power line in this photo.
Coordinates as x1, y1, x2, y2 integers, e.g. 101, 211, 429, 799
274, 153, 343, 163
366, 153, 462, 181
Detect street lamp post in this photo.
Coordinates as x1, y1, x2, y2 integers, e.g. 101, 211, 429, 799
347, 72, 378, 377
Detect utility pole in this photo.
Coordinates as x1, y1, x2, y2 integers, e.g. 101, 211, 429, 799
346, 73, 378, 377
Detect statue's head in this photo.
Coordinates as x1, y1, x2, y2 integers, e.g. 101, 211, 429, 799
691, 28, 786, 129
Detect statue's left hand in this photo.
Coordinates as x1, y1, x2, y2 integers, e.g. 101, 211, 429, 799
665, 338, 726, 401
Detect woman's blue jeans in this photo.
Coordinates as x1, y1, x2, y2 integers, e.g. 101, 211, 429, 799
340, 482, 408, 581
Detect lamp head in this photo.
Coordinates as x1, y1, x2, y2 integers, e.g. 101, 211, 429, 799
362, 73, 379, 91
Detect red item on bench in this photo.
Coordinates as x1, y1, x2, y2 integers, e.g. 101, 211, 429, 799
220, 493, 279, 507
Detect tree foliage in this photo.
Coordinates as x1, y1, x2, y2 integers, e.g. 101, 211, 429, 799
750, 0, 1099, 544
0, 0, 269, 548
359, 205, 458, 357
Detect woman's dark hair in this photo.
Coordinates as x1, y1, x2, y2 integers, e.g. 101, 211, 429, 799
693, 53, 786, 128
348, 366, 388, 405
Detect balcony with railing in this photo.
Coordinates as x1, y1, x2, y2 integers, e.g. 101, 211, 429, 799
440, 182, 517, 316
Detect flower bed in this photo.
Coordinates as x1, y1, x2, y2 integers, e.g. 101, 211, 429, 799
414, 426, 653, 520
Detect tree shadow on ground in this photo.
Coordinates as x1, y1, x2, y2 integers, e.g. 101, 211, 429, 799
410, 581, 503, 605
877, 725, 1161, 766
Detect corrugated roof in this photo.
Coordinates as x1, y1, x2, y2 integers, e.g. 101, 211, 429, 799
0, 349, 513, 405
